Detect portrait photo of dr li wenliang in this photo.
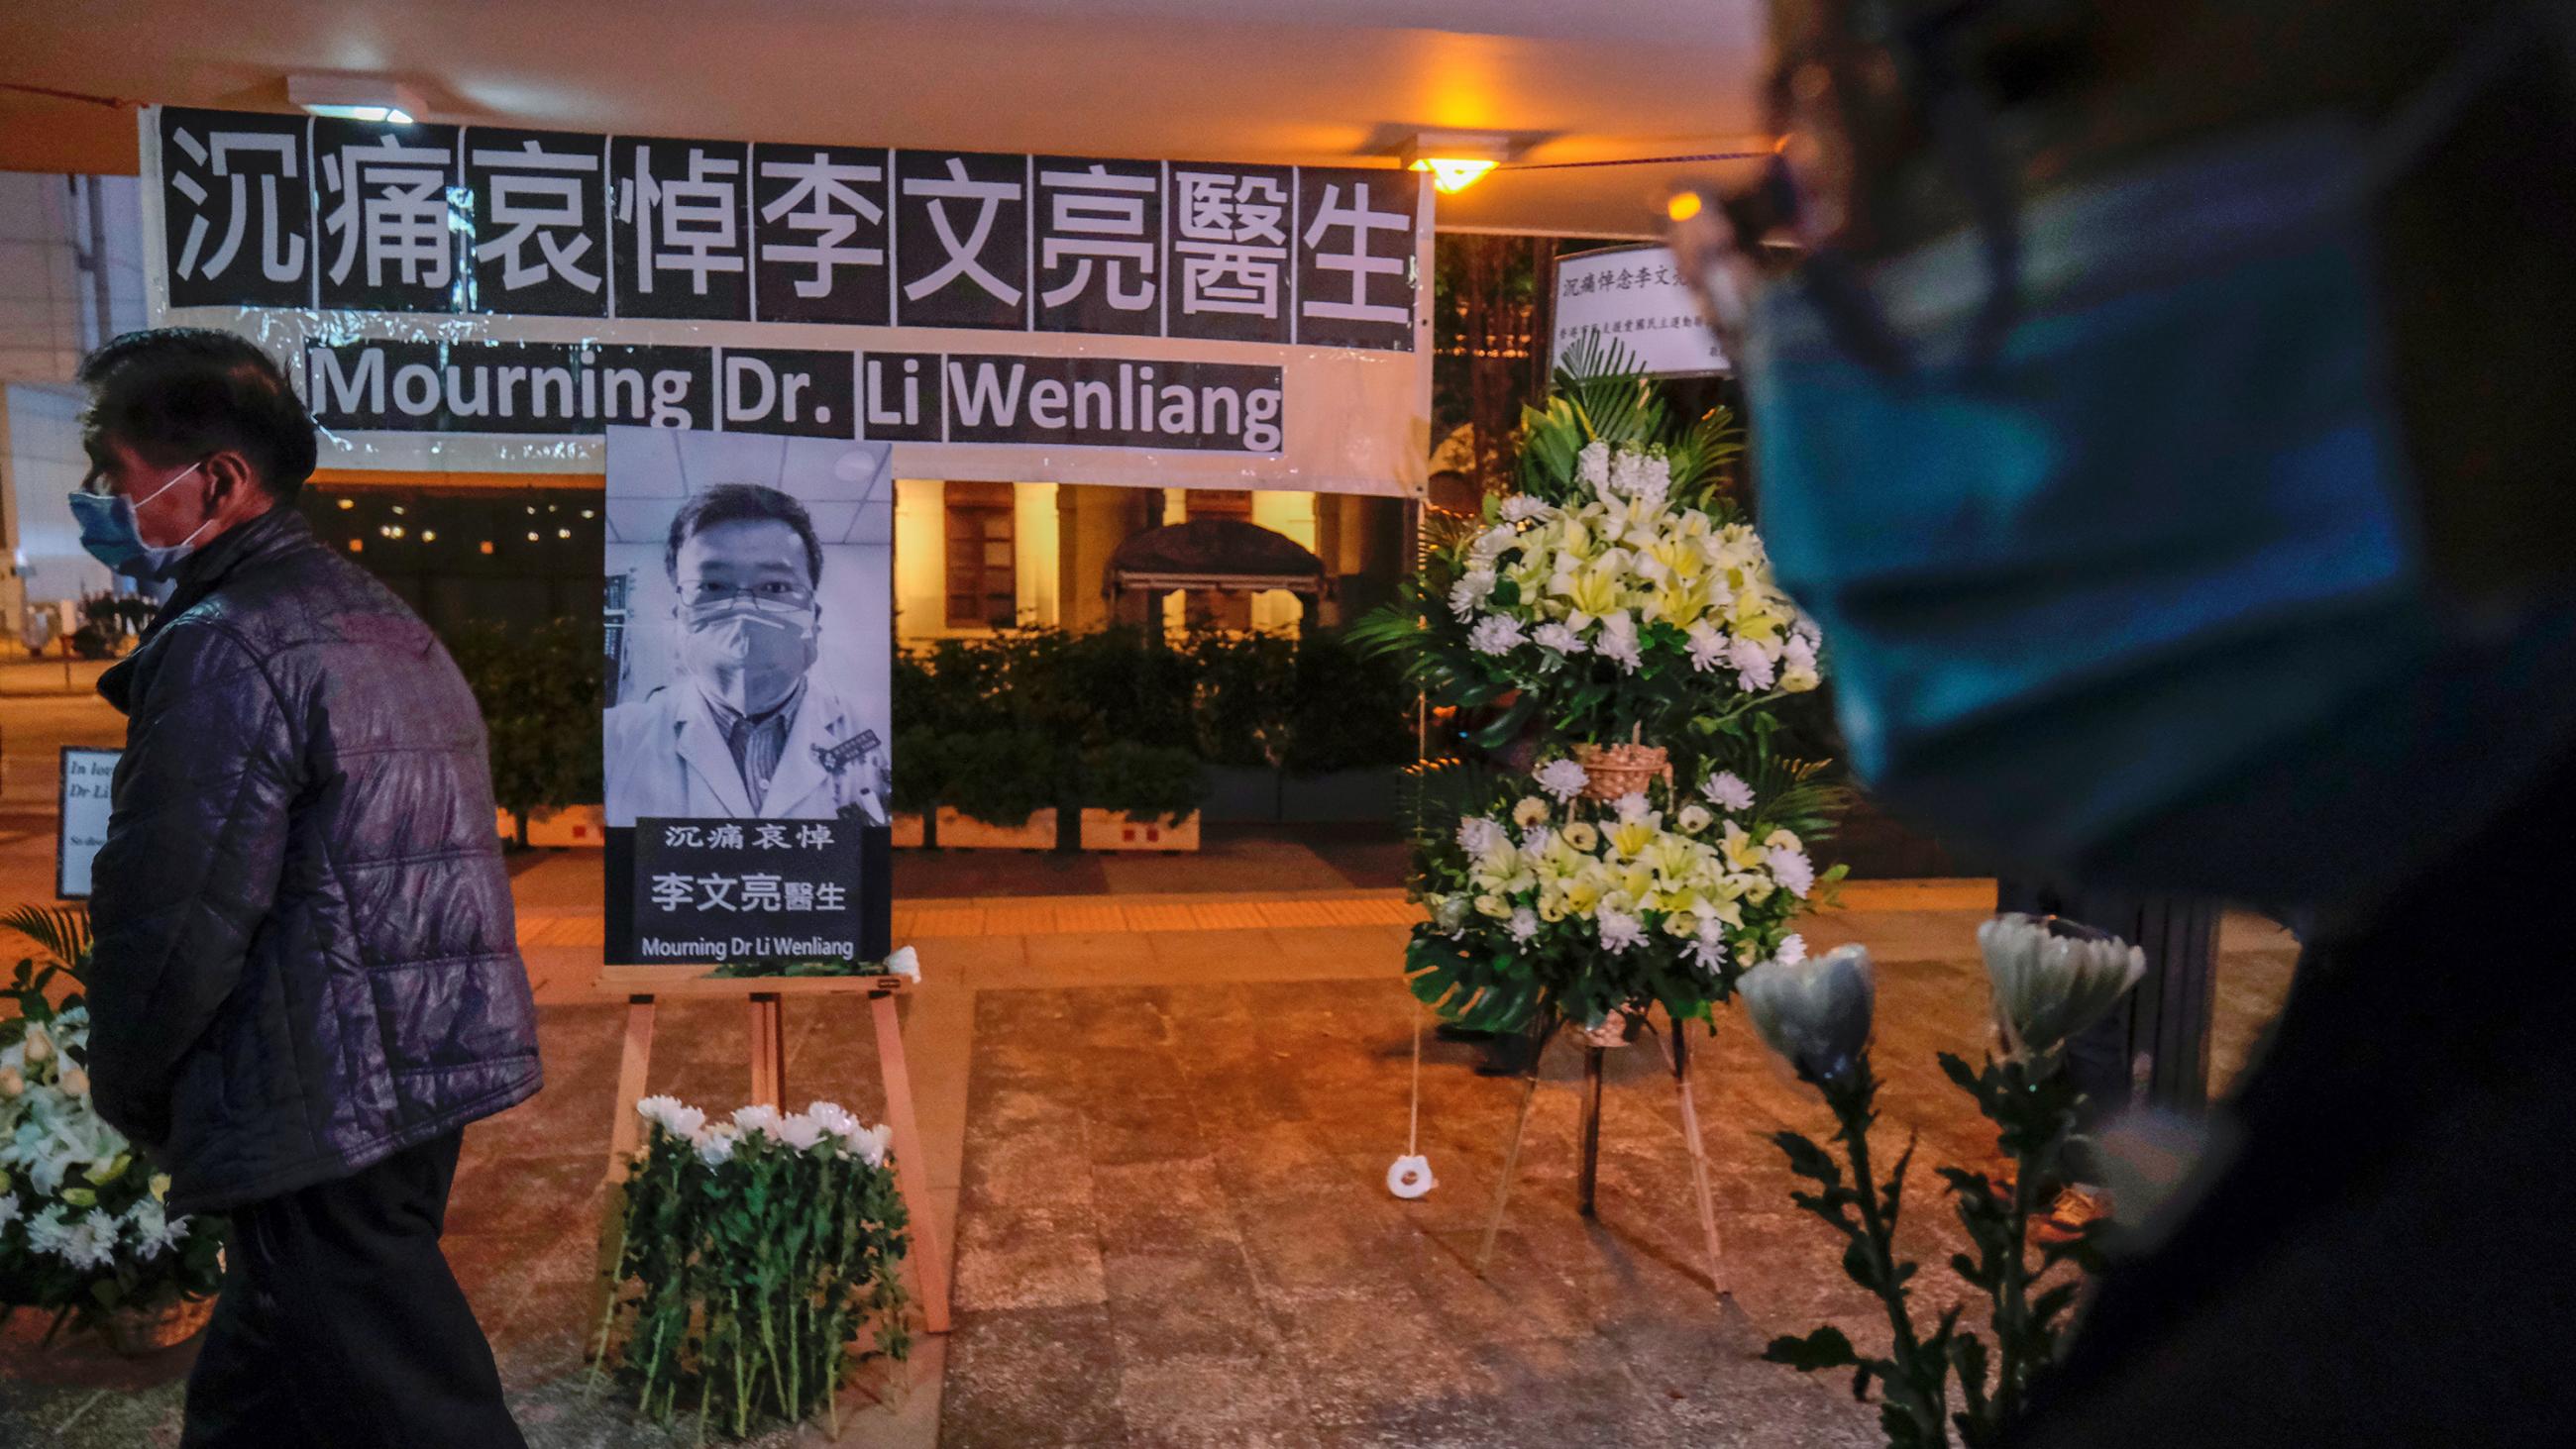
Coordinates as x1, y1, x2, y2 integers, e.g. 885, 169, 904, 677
605, 480, 890, 826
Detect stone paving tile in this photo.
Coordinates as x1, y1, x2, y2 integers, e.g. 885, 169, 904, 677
952, 1202, 1111, 1314
938, 1303, 1129, 1449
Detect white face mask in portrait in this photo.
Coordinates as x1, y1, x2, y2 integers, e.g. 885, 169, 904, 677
680, 605, 818, 716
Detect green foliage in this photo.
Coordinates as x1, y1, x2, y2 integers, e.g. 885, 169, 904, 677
595, 1117, 911, 1440
1765, 1050, 2110, 1446
1080, 742, 1206, 824
933, 731, 1060, 828
448, 616, 606, 847
888, 625, 1410, 838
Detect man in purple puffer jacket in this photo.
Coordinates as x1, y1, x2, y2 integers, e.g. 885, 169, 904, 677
76, 328, 540, 1447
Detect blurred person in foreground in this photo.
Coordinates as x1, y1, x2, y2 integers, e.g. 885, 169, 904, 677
1673, 2, 2576, 1442
75, 328, 539, 1447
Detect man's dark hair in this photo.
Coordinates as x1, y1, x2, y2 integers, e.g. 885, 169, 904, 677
665, 483, 824, 584
75, 327, 317, 502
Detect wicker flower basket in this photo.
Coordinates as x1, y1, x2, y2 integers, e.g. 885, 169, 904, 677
102, 1294, 215, 1356
1571, 740, 1672, 801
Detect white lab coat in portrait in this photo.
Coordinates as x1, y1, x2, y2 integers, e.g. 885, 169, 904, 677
604, 680, 889, 826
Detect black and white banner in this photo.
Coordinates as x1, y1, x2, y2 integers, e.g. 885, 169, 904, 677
151, 107, 1419, 350
300, 341, 1284, 453
144, 106, 1428, 494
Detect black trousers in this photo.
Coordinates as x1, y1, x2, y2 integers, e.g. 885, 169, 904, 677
180, 1131, 526, 1449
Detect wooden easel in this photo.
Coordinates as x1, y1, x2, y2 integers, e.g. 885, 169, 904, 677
1473, 1011, 1729, 1300
594, 965, 951, 1334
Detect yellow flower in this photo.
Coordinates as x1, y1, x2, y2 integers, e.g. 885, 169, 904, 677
1560, 821, 1601, 853
1474, 894, 1513, 920
1722, 823, 1770, 873
1646, 535, 1708, 582
1562, 878, 1604, 916
150, 1174, 171, 1200
1765, 828, 1803, 853
1609, 818, 1659, 860
1559, 563, 1626, 619
1513, 797, 1550, 828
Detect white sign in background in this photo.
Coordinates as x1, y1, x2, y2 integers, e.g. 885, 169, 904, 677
1550, 244, 1731, 378
139, 108, 1434, 496
57, 748, 120, 900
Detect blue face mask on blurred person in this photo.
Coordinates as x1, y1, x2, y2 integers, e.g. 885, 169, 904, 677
70, 459, 213, 584
1739, 11, 2576, 908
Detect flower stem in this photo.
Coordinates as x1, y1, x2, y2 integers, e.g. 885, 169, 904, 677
1831, 1067, 1951, 1448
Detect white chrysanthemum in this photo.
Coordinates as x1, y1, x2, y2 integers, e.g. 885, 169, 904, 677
1775, 933, 1809, 967
49, 1208, 121, 1271
1685, 918, 1729, 975
635, 1094, 688, 1135
1769, 846, 1815, 898
1729, 637, 1777, 691
1468, 615, 1528, 656
1595, 616, 1643, 673
1702, 771, 1755, 812
844, 1122, 893, 1168
1508, 908, 1540, 943
25, 1204, 70, 1258
884, 945, 921, 982
1455, 816, 1508, 858
1535, 758, 1591, 803
1783, 632, 1817, 673
776, 1113, 830, 1152
0, 1192, 18, 1232
731, 1104, 784, 1139
1469, 524, 1517, 561
1448, 569, 1498, 620
1532, 621, 1584, 655
804, 1100, 857, 1132
1612, 792, 1654, 824
1685, 621, 1727, 673
124, 1197, 178, 1260
1597, 908, 1644, 954
1501, 494, 1551, 522
695, 1126, 739, 1167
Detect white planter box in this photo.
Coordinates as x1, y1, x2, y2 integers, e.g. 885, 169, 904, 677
1078, 809, 1201, 852
495, 804, 607, 848
933, 806, 1057, 851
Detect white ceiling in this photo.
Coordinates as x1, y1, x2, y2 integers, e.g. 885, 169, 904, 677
0, 0, 1774, 236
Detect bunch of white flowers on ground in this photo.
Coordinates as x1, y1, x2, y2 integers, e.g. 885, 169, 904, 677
1414, 759, 1841, 1032
1, 965, 228, 1326
600, 1093, 912, 1439
1445, 440, 1821, 707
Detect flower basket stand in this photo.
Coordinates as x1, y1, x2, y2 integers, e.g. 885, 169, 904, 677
1472, 1008, 1730, 1301
588, 965, 951, 1335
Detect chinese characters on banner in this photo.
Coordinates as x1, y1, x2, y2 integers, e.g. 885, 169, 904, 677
631, 818, 866, 965
154, 107, 1420, 351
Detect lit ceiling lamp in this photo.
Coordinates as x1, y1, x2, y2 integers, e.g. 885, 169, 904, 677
287, 75, 423, 125
1398, 130, 1513, 194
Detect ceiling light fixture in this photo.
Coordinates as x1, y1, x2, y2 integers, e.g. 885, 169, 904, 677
1397, 131, 1514, 194
287, 75, 423, 126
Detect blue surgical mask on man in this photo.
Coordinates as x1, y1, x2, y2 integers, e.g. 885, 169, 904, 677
1729, 8, 2576, 910
69, 458, 215, 584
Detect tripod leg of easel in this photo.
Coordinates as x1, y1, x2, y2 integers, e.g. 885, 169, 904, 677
873, 991, 951, 1334
747, 993, 787, 1107
607, 995, 658, 1180
1671, 1024, 1728, 1299
1578, 1045, 1606, 1217
1475, 1057, 1545, 1281
595, 994, 657, 1327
